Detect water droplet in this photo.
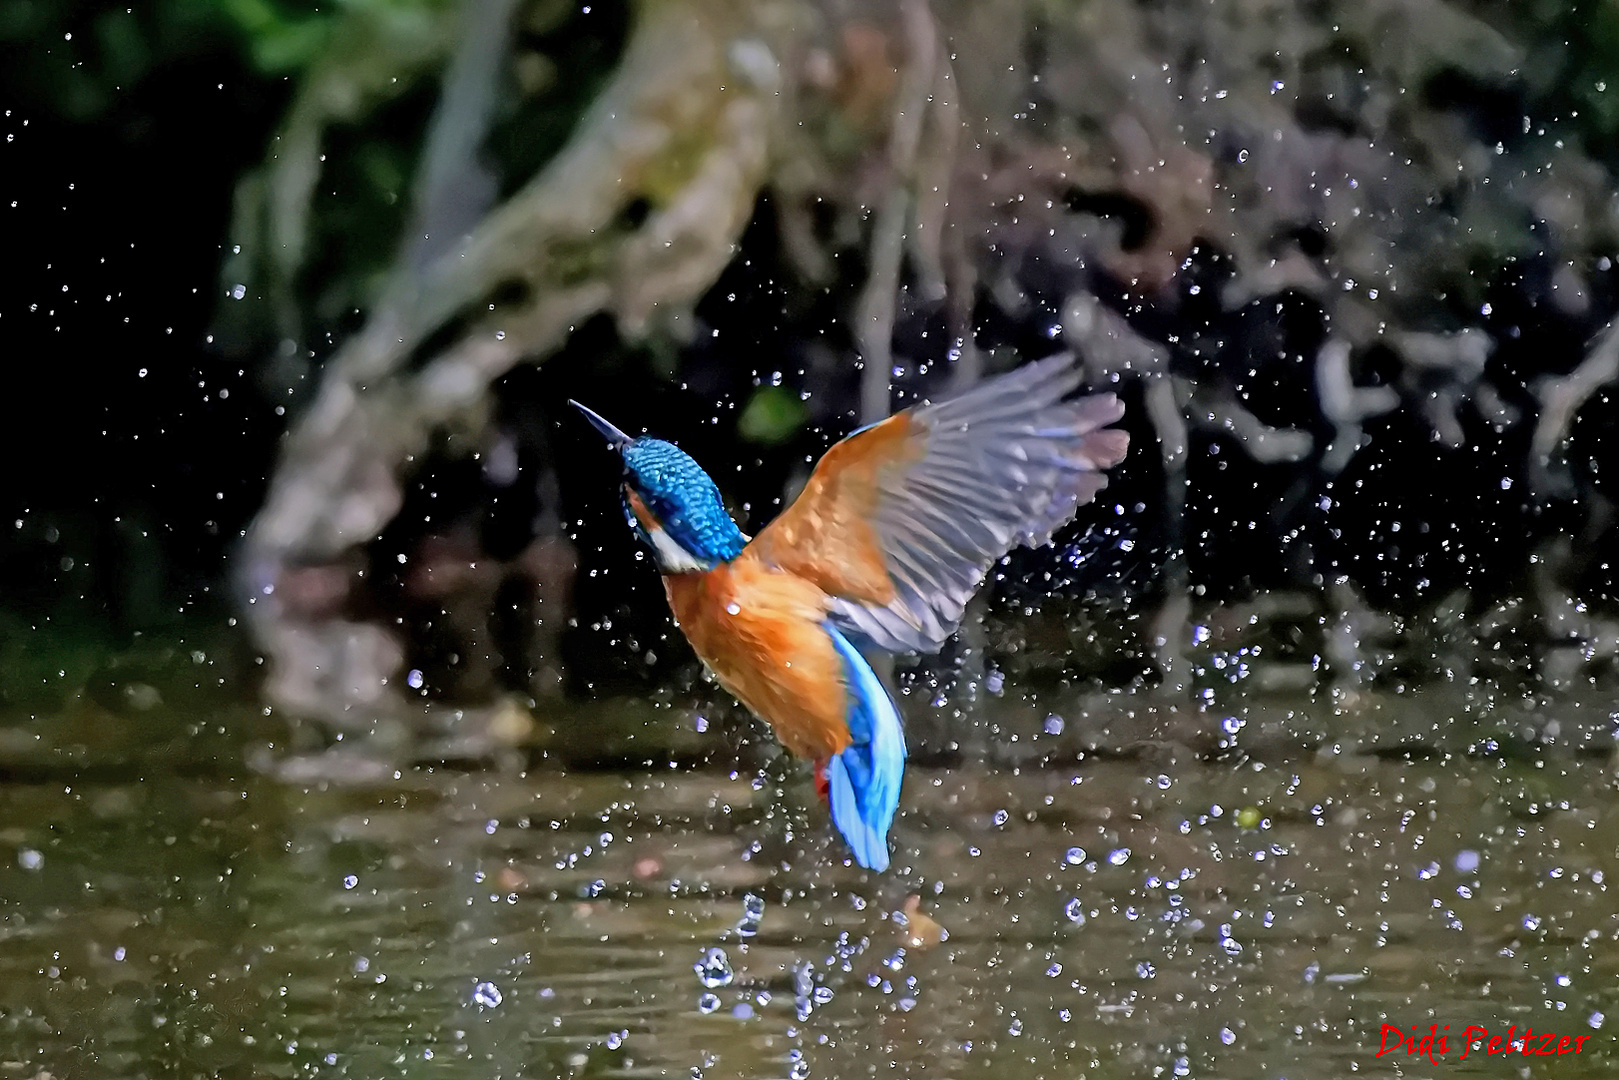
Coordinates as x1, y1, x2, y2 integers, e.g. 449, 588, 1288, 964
1590, 1011, 1605, 1029
812, 985, 834, 1005
726, 602, 741, 616
694, 947, 734, 988
1136, 961, 1156, 978
342, 874, 358, 889
1523, 913, 1542, 932
1455, 849, 1480, 873
697, 992, 720, 1014
1220, 1027, 1236, 1045
1065, 847, 1086, 866
732, 1002, 754, 1020
472, 981, 503, 1008
737, 893, 765, 937
16, 848, 42, 871
605, 1029, 627, 1050
1065, 898, 1086, 924
992, 809, 1009, 826
1108, 848, 1131, 866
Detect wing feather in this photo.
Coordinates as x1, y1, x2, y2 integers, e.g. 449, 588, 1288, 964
748, 353, 1129, 653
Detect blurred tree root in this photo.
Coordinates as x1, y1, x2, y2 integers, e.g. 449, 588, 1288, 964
240, 0, 786, 755
230, 0, 1619, 764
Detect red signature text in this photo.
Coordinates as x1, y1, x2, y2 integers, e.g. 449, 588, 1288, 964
1377, 1024, 1592, 1064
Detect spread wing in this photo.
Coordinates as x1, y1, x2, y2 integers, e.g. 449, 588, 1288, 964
747, 353, 1129, 653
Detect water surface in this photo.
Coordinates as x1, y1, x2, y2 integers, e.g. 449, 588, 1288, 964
0, 681, 1615, 1079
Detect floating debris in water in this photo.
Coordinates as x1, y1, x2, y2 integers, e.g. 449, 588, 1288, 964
899, 896, 946, 949
472, 981, 503, 1008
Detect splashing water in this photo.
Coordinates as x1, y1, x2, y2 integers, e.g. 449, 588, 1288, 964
694, 947, 734, 988
736, 892, 765, 937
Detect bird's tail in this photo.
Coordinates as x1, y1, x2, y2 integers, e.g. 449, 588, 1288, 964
824, 627, 906, 871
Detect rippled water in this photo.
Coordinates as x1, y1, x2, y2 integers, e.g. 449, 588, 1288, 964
1, 684, 1616, 1079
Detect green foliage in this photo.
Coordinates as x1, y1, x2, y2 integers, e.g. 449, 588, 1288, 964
1514, 0, 1619, 145
216, 0, 333, 73
0, 0, 235, 120
737, 385, 809, 446
0, 0, 451, 124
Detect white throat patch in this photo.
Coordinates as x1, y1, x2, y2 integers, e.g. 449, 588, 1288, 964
646, 525, 709, 573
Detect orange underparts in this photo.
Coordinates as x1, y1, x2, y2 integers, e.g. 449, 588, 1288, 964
662, 553, 853, 762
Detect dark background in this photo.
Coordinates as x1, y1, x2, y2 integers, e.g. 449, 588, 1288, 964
4, 0, 1619, 722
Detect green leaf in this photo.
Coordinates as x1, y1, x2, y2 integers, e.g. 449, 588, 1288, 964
737, 385, 808, 446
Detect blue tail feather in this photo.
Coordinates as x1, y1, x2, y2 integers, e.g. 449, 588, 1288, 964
824, 626, 906, 871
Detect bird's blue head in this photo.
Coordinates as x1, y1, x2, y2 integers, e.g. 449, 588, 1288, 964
571, 401, 746, 573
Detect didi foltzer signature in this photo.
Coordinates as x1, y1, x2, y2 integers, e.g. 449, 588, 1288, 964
1378, 1023, 1594, 1063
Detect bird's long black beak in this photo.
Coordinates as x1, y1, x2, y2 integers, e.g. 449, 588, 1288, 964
569, 400, 633, 450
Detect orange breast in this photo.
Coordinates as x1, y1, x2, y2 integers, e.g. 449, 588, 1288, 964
663, 555, 852, 762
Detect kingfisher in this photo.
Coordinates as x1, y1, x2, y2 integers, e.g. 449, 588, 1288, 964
572, 354, 1128, 871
